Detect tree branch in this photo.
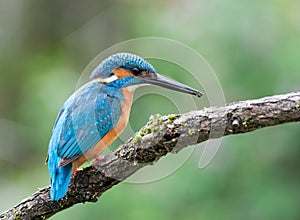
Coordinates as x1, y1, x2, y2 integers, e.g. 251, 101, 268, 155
1, 91, 300, 220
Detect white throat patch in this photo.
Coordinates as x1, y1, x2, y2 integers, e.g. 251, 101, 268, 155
126, 84, 143, 92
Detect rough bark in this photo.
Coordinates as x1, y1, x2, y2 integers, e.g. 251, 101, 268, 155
1, 91, 299, 220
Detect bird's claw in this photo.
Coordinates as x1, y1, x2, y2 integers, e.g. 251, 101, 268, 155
93, 155, 104, 166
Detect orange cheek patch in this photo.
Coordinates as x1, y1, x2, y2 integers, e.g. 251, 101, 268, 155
114, 68, 134, 78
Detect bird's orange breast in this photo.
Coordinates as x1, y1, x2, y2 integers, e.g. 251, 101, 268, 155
71, 88, 134, 171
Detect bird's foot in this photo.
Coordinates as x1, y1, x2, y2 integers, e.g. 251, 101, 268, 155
92, 155, 104, 166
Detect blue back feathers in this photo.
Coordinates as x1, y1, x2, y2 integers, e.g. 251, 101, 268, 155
48, 82, 124, 200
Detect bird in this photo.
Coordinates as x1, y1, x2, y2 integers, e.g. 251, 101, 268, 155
46, 52, 203, 201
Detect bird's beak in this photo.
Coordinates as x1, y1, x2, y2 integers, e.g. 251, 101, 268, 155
141, 73, 203, 98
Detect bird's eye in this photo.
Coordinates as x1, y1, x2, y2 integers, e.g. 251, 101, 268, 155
131, 67, 140, 74
109, 72, 114, 77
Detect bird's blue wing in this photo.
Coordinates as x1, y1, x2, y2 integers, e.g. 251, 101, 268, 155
50, 82, 122, 163
47, 82, 123, 200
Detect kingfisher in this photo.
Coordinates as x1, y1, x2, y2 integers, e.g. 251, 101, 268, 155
46, 53, 203, 201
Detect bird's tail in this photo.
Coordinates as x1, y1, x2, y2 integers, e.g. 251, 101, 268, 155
48, 153, 72, 201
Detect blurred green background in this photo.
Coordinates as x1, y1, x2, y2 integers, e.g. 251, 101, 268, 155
0, 0, 300, 219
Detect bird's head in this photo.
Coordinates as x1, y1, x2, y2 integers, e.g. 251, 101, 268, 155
90, 53, 203, 97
